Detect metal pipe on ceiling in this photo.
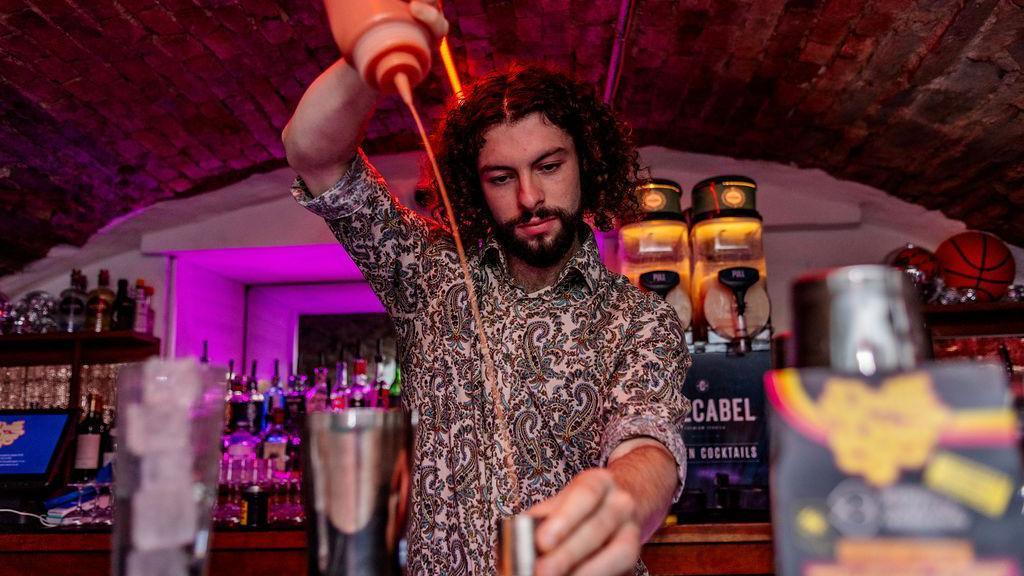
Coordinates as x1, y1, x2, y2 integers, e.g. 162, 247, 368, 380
603, 0, 639, 106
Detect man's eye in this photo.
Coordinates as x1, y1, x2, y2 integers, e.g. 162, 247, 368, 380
539, 163, 561, 173
489, 174, 512, 185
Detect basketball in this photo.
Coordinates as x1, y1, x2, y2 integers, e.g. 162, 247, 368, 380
935, 231, 1016, 302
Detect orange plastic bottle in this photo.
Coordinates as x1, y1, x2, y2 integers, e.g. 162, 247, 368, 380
323, 0, 432, 94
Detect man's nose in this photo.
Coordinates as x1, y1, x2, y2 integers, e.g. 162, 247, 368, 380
517, 174, 544, 211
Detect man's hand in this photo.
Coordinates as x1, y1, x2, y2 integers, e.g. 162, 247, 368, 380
527, 469, 642, 576
409, 0, 450, 43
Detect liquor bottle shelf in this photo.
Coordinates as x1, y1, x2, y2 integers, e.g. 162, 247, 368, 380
0, 330, 161, 412
0, 330, 160, 367
922, 301, 1024, 338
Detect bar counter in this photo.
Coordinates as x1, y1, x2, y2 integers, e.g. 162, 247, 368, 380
0, 522, 773, 575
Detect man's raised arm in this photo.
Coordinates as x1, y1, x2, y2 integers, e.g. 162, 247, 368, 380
282, 60, 377, 197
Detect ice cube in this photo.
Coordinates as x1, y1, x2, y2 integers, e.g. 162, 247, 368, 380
125, 404, 189, 455
131, 487, 197, 551
141, 358, 202, 408
168, 360, 202, 405
126, 547, 189, 576
141, 451, 193, 490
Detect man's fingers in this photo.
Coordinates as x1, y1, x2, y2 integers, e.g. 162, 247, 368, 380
568, 522, 642, 576
527, 493, 561, 519
409, 1, 450, 40
535, 471, 615, 552
534, 490, 634, 576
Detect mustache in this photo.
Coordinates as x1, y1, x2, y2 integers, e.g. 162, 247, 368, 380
508, 207, 574, 227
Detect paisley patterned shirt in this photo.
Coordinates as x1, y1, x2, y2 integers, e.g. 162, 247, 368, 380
292, 150, 692, 575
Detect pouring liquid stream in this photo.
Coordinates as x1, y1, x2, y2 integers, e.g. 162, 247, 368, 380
393, 72, 522, 514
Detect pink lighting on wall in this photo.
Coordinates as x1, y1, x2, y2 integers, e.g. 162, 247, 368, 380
170, 242, 388, 375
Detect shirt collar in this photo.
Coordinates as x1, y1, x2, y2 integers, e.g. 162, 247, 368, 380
481, 226, 604, 294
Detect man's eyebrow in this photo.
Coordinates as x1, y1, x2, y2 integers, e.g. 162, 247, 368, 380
478, 147, 567, 173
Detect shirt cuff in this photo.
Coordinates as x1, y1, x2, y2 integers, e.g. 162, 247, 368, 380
600, 414, 688, 502
290, 150, 376, 221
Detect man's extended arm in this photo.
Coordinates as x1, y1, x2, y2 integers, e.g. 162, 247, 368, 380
528, 297, 691, 576
607, 438, 679, 541
528, 438, 679, 576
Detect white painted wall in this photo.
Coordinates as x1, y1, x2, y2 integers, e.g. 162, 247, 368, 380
173, 257, 246, 365
3, 147, 1021, 363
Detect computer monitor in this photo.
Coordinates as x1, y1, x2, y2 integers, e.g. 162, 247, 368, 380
0, 409, 76, 492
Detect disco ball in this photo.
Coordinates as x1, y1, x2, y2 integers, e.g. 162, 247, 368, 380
884, 244, 940, 300
1005, 284, 1024, 302
936, 287, 961, 306
958, 288, 979, 304
20, 290, 58, 334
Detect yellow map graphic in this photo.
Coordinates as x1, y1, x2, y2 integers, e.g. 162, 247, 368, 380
818, 374, 949, 487
0, 420, 26, 448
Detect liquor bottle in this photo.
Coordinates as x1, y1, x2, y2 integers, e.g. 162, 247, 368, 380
389, 363, 402, 409
132, 279, 150, 334
305, 353, 330, 413
330, 345, 350, 410
223, 415, 260, 460
144, 285, 156, 335
100, 407, 117, 467
284, 370, 308, 431
260, 407, 292, 472
225, 360, 249, 435
85, 270, 115, 333
282, 372, 306, 469
374, 339, 389, 408
350, 353, 370, 408
246, 359, 265, 433
57, 270, 88, 333
264, 358, 285, 416
73, 394, 105, 481
111, 278, 135, 331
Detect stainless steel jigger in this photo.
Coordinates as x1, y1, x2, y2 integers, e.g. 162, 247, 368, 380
497, 514, 538, 576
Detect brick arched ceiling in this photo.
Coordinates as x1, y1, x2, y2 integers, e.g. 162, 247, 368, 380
1, 0, 1022, 276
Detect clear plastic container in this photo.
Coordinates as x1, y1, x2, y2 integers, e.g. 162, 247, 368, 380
619, 220, 691, 290
618, 180, 692, 329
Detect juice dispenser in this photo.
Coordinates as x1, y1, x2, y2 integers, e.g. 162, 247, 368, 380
618, 180, 692, 330
690, 176, 770, 348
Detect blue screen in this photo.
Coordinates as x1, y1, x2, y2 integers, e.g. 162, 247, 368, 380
0, 414, 69, 475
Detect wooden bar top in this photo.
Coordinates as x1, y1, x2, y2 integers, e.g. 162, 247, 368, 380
0, 522, 775, 575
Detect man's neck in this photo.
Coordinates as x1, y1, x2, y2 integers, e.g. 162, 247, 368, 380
505, 236, 582, 293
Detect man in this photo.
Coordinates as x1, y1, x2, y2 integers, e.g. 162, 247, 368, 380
282, 3, 690, 574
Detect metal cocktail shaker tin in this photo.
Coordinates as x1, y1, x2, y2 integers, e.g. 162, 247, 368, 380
304, 408, 413, 576
791, 265, 926, 376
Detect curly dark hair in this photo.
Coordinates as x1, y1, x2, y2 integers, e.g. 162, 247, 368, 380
421, 64, 645, 248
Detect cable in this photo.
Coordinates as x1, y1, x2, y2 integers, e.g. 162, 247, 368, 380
0, 508, 61, 528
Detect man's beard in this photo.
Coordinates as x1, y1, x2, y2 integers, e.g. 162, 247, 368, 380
492, 206, 582, 268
